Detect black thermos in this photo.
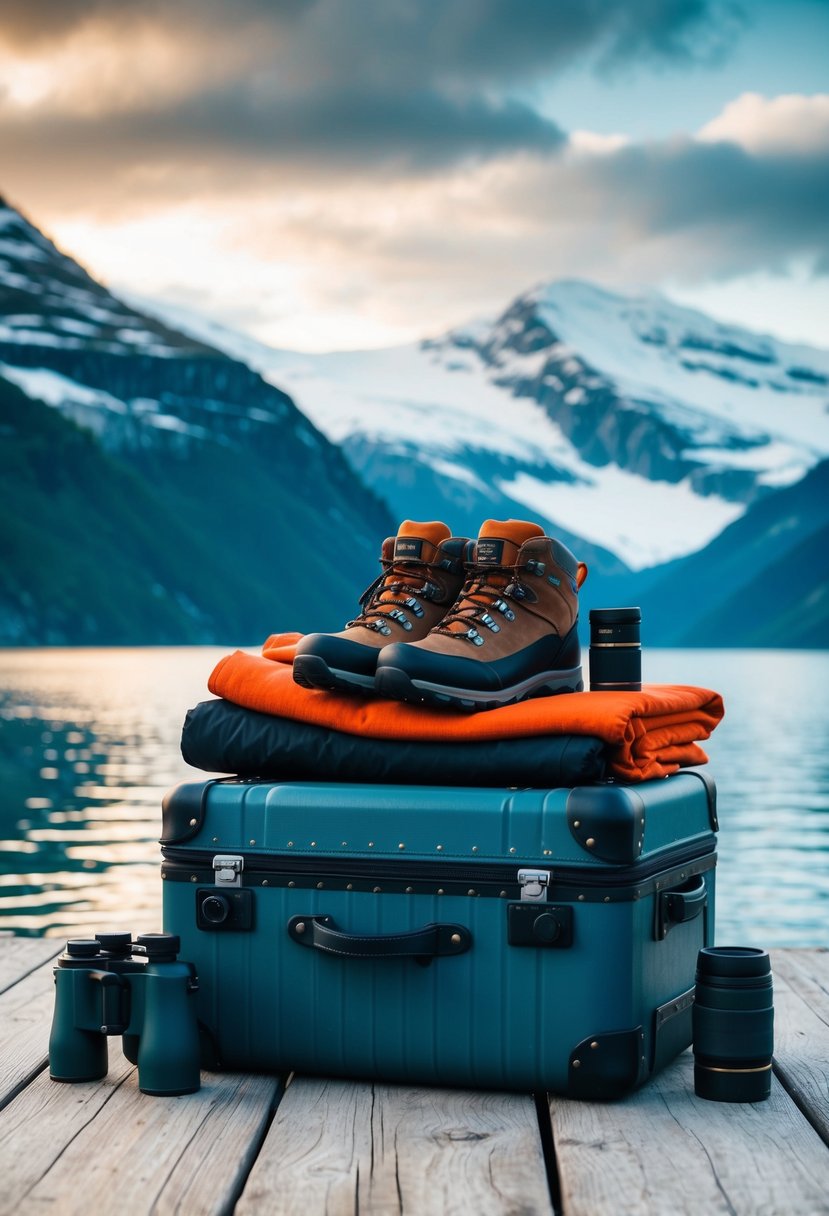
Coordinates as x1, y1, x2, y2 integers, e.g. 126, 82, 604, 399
693, 947, 774, 1103
588, 607, 642, 691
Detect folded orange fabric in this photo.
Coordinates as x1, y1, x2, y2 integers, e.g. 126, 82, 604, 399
208, 634, 724, 782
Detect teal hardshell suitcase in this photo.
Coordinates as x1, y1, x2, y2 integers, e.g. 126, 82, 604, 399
161, 772, 717, 1097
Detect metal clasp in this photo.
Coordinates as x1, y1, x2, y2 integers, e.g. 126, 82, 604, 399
518, 869, 551, 901
213, 854, 244, 887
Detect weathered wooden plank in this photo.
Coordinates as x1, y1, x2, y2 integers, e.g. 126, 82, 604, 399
0, 1063, 281, 1216
0, 953, 60, 1109
549, 1050, 829, 1216
237, 1077, 553, 1216
771, 947, 829, 1146
0, 936, 61, 995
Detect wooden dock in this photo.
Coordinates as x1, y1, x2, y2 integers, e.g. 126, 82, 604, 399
1, 938, 827, 1214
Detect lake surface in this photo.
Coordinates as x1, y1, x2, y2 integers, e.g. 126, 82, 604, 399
0, 647, 827, 946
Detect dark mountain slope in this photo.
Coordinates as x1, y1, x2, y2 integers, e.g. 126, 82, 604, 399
0, 197, 394, 644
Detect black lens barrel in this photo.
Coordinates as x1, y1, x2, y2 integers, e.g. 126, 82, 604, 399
693, 947, 774, 1103
589, 607, 642, 691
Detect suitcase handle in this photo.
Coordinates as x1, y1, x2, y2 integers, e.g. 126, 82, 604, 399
287, 915, 472, 961
655, 874, 707, 940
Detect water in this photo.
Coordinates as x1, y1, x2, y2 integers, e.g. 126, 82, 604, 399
0, 647, 827, 946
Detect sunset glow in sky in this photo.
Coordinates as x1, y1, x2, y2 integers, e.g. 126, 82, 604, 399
1, 0, 828, 350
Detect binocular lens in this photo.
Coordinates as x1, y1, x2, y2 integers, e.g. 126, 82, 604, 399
589, 607, 642, 692
693, 947, 774, 1103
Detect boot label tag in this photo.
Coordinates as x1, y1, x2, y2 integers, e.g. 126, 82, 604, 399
477, 539, 505, 565
395, 538, 424, 559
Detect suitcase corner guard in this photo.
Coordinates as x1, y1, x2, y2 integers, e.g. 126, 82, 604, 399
287, 915, 471, 961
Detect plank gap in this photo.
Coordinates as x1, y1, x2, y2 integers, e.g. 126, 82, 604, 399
534, 1090, 563, 1216
220, 1076, 286, 1216
772, 1058, 829, 1152
0, 1058, 48, 1116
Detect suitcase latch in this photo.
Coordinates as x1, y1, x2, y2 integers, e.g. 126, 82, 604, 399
518, 869, 551, 901
213, 854, 244, 887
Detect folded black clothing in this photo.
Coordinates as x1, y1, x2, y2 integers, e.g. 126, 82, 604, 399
182, 698, 607, 787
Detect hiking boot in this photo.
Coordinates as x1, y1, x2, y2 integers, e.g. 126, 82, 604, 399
374, 519, 587, 710
292, 521, 468, 693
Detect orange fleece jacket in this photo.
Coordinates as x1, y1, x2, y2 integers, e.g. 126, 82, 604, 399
207, 634, 724, 783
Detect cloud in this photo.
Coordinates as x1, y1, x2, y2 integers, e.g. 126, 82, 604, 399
697, 91, 829, 156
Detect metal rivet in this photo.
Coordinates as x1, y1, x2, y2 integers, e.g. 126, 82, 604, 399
368, 842, 374, 848
250, 839, 256, 845
341, 841, 348, 847
573, 820, 581, 828
160, 870, 166, 879
212, 837, 219, 844
310, 841, 316, 848
189, 818, 197, 827
436, 844, 443, 851
590, 1041, 599, 1050
288, 881, 295, 888
316, 882, 324, 889
509, 847, 516, 855
572, 1059, 581, 1069
472, 845, 478, 853
373, 886, 381, 894
398, 843, 405, 850
405, 886, 413, 894
681, 872, 686, 879
295, 922, 306, 934
578, 894, 585, 902
287, 841, 294, 848
543, 849, 552, 856
190, 875, 197, 882
262, 879, 269, 886
586, 837, 595, 848
604, 896, 610, 903
346, 883, 354, 891
451, 933, 461, 945
437, 888, 444, 895
467, 889, 476, 897
500, 890, 508, 898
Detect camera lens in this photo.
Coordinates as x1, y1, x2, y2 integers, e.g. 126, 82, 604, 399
201, 895, 230, 926
589, 607, 642, 691
693, 947, 774, 1103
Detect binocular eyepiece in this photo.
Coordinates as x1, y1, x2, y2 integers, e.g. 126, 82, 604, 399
693, 947, 774, 1103
49, 931, 201, 1097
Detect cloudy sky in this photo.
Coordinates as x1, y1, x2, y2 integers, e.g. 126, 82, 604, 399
1, 0, 828, 350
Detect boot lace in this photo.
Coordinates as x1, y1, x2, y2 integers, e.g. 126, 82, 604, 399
346, 558, 448, 637
432, 559, 546, 647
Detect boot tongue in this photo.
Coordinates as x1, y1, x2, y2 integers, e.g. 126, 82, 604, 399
442, 519, 545, 635
392, 520, 451, 565
475, 519, 545, 568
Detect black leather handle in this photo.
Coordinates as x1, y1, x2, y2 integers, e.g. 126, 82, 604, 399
287, 915, 472, 959
656, 874, 707, 940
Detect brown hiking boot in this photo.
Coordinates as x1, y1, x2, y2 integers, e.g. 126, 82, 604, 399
374, 519, 587, 710
293, 521, 469, 693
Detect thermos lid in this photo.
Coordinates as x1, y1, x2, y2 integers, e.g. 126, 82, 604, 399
697, 946, 771, 978
589, 606, 641, 624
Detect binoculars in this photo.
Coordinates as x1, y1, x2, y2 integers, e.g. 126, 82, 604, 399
49, 932, 201, 1097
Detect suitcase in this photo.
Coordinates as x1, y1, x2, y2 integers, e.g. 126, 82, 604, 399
160, 771, 717, 1098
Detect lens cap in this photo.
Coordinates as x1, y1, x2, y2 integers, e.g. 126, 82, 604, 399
136, 933, 180, 960
95, 932, 132, 955
65, 939, 102, 959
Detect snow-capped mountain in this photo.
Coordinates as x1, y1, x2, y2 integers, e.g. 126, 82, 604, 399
139, 281, 829, 572
0, 197, 392, 644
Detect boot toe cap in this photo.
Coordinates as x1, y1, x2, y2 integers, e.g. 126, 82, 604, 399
294, 633, 379, 677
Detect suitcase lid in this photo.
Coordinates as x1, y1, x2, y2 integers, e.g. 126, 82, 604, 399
161, 771, 717, 869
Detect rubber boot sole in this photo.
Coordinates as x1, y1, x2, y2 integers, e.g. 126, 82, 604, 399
293, 654, 375, 695
374, 665, 583, 711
